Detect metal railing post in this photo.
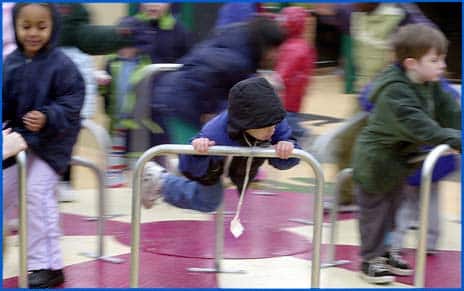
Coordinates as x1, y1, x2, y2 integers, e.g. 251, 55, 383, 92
322, 168, 352, 268
414, 144, 453, 287
16, 151, 28, 288
130, 144, 324, 288
73, 120, 123, 263
70, 156, 123, 263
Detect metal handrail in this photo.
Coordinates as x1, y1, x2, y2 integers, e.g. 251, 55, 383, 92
323, 168, 353, 268
16, 151, 28, 288
138, 63, 183, 79
415, 144, 455, 287
130, 144, 325, 288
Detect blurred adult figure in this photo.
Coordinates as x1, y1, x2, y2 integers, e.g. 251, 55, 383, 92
149, 16, 286, 146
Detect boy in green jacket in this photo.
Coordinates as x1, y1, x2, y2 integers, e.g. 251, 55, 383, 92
352, 24, 461, 284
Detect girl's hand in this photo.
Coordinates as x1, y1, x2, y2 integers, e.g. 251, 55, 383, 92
274, 141, 294, 159
192, 137, 215, 153
23, 110, 46, 132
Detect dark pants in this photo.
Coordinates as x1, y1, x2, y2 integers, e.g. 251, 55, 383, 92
356, 183, 404, 261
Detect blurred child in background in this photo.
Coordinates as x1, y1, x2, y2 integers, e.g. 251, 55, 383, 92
276, 6, 316, 146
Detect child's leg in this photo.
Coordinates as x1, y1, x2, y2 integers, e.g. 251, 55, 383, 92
3, 165, 19, 222
356, 184, 403, 261
162, 174, 223, 213
426, 183, 440, 250
26, 153, 61, 271
391, 184, 417, 250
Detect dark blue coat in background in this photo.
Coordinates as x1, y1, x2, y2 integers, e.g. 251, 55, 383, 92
152, 24, 259, 128
3, 3, 85, 174
118, 13, 192, 64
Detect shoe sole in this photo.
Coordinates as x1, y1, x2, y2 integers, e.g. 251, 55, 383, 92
359, 272, 395, 284
388, 266, 414, 276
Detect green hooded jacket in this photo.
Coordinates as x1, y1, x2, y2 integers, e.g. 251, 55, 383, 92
352, 65, 461, 193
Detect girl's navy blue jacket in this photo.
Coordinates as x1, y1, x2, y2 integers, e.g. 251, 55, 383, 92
3, 3, 85, 174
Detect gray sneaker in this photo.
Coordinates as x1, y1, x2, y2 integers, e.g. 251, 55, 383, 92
360, 257, 395, 284
141, 161, 166, 209
384, 249, 413, 276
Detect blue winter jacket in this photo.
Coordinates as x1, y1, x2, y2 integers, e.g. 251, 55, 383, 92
215, 3, 258, 28
179, 111, 300, 187
152, 24, 258, 128
3, 3, 85, 174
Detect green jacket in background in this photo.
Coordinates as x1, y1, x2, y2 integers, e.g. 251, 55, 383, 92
352, 65, 461, 193
57, 3, 134, 55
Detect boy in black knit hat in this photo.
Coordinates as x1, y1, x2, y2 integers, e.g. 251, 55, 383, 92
141, 77, 300, 212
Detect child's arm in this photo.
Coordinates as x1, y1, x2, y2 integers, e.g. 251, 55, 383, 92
380, 84, 461, 150
268, 119, 301, 170
434, 83, 461, 130
37, 59, 85, 136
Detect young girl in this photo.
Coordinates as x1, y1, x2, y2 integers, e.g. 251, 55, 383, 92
3, 3, 84, 288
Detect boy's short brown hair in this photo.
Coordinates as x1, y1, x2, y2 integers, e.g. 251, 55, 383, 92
391, 24, 448, 63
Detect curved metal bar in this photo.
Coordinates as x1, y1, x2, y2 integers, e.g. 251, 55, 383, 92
81, 119, 112, 156
70, 156, 124, 263
138, 63, 183, 80
323, 168, 353, 268
16, 151, 28, 288
70, 157, 105, 256
130, 144, 325, 288
414, 144, 453, 287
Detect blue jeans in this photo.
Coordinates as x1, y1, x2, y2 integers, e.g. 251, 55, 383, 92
390, 183, 439, 250
161, 174, 224, 212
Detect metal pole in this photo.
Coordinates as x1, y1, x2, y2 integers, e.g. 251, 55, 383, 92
322, 168, 352, 268
16, 151, 28, 288
414, 144, 452, 287
214, 201, 224, 271
71, 156, 123, 263
130, 144, 324, 288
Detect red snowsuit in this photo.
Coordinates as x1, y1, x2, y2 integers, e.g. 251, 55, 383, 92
276, 6, 317, 113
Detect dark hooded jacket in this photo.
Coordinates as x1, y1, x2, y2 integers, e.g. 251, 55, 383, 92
179, 77, 300, 191
3, 3, 85, 174
152, 17, 285, 129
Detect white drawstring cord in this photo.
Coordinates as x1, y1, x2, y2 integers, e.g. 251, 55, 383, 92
230, 134, 255, 238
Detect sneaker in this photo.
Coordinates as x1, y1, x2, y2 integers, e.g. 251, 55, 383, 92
28, 269, 65, 288
384, 249, 414, 276
360, 257, 395, 284
141, 161, 165, 209
56, 182, 77, 203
